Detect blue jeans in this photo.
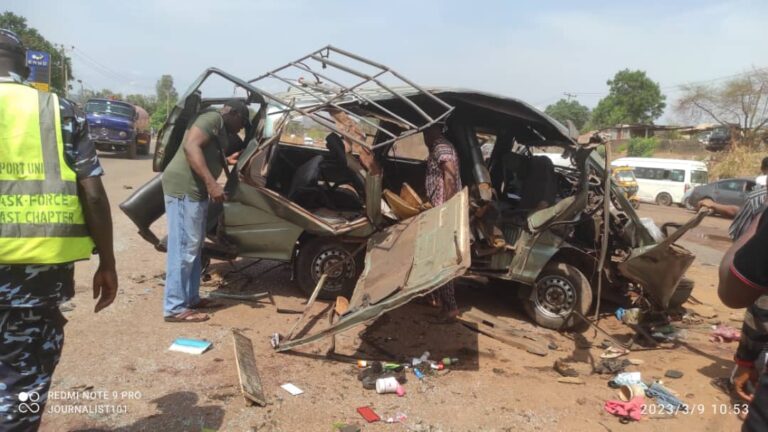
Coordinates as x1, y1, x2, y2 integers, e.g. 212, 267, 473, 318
163, 195, 208, 317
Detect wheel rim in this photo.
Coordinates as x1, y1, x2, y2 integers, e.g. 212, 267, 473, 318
311, 248, 355, 293
534, 275, 577, 318
658, 194, 671, 206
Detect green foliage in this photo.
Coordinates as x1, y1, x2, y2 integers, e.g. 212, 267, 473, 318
590, 69, 666, 129
626, 137, 658, 157
0, 11, 72, 95
544, 99, 591, 131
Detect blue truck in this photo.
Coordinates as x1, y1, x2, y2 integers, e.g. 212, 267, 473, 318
85, 98, 150, 159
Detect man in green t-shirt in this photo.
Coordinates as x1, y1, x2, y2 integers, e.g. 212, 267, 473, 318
161, 100, 249, 322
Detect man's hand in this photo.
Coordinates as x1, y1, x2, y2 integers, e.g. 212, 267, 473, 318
697, 198, 716, 210
226, 151, 241, 166
93, 264, 118, 313
208, 182, 226, 203
733, 365, 757, 402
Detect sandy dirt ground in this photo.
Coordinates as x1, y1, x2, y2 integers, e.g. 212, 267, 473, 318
37, 151, 750, 432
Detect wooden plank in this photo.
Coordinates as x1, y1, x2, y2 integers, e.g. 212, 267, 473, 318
459, 320, 548, 356
232, 330, 267, 406
460, 308, 541, 341
457, 312, 549, 357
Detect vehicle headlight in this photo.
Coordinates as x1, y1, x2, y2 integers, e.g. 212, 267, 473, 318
118, 131, 128, 138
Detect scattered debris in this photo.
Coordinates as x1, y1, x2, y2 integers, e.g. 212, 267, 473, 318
548, 342, 558, 350
337, 424, 361, 432
384, 413, 408, 424
232, 330, 267, 406
627, 358, 644, 366
593, 359, 631, 375
665, 370, 684, 379
356, 406, 380, 423
600, 346, 629, 359
168, 338, 212, 355
604, 397, 644, 422
709, 324, 741, 343
280, 383, 304, 396
122, 185, 133, 189
615, 308, 643, 325
646, 382, 685, 411
618, 384, 647, 401
610, 372, 644, 388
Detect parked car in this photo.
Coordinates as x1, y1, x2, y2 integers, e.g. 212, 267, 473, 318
85, 98, 150, 158
685, 178, 757, 210
120, 47, 705, 335
611, 157, 708, 206
705, 127, 731, 152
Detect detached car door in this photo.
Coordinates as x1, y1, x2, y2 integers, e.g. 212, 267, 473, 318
275, 189, 471, 351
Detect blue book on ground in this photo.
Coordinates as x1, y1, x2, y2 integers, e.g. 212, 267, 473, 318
169, 338, 212, 355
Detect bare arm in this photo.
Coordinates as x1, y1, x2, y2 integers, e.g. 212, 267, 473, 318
182, 126, 224, 202
718, 215, 763, 308
698, 199, 740, 218
78, 176, 118, 312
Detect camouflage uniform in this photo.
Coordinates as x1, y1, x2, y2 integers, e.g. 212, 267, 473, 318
0, 74, 103, 431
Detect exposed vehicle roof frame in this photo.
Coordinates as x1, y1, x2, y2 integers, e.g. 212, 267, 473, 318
247, 45, 454, 149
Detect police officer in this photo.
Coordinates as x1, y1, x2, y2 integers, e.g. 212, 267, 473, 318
0, 29, 118, 431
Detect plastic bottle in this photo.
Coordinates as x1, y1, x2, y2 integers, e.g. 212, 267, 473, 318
412, 351, 430, 367
441, 357, 459, 366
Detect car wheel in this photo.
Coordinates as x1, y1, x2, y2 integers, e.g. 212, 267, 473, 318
668, 277, 694, 309
523, 262, 592, 331
683, 197, 695, 211
138, 143, 150, 155
655, 192, 673, 206
296, 237, 363, 300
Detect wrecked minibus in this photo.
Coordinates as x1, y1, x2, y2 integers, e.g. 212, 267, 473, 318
120, 46, 705, 337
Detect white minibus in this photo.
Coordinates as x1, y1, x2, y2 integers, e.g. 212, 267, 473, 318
611, 157, 708, 206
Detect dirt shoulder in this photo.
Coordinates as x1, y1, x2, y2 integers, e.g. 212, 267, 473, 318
40, 156, 746, 432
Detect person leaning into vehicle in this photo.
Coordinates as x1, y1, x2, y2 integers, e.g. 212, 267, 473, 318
718, 206, 768, 431
0, 29, 118, 431
424, 124, 461, 319
160, 100, 248, 322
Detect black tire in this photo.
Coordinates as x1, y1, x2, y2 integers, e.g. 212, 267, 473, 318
127, 141, 138, 159
668, 277, 694, 309
523, 262, 593, 330
683, 197, 694, 211
296, 237, 363, 300
655, 192, 673, 206
137, 143, 150, 155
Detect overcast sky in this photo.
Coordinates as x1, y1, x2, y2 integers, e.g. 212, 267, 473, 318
5, 0, 768, 122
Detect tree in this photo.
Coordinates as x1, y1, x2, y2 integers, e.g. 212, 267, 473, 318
589, 69, 666, 129
152, 75, 178, 130
125, 94, 157, 112
544, 99, 591, 131
676, 69, 768, 146
0, 11, 72, 95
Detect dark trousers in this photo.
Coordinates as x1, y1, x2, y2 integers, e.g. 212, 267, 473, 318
0, 308, 66, 432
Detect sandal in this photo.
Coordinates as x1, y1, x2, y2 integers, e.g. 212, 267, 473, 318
164, 310, 210, 323
189, 298, 224, 310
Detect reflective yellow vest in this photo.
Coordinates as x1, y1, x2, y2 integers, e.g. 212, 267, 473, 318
0, 82, 94, 264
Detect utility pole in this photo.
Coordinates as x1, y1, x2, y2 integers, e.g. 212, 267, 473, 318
57, 44, 73, 98
563, 92, 577, 101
